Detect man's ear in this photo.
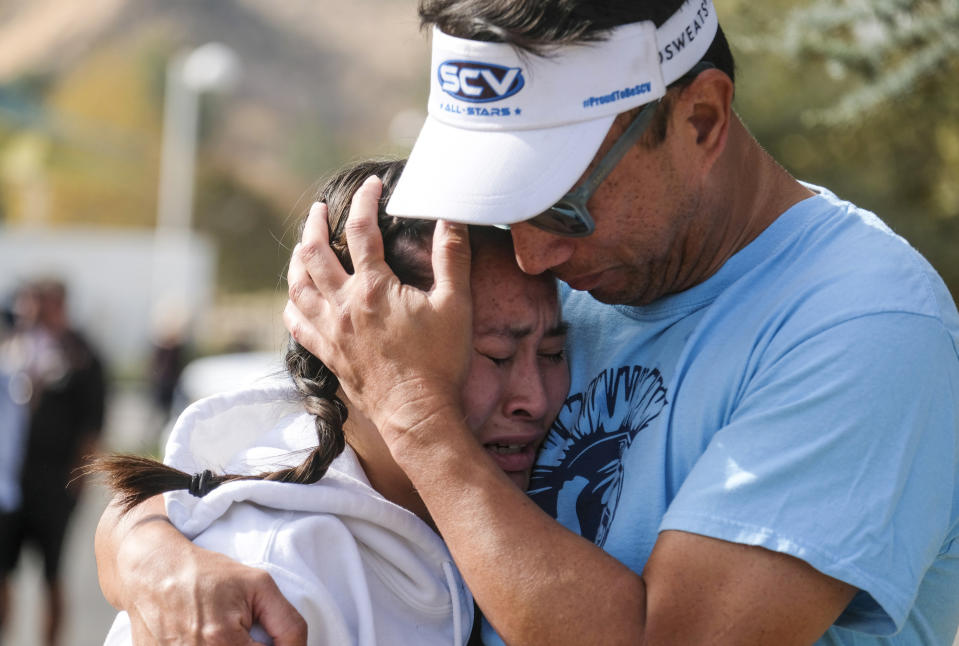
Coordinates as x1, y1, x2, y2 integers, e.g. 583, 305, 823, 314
675, 69, 734, 175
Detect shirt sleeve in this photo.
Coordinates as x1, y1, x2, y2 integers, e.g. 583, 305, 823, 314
660, 311, 959, 635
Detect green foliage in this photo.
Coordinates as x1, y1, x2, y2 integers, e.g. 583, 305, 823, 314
0, 34, 295, 295
720, 0, 959, 298
768, 0, 958, 126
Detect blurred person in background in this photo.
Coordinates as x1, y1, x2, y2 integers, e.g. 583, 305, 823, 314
0, 291, 30, 644
0, 289, 29, 508
0, 278, 107, 646
147, 302, 191, 435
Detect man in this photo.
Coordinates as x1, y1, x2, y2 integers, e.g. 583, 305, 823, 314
96, 1, 959, 644
284, 0, 959, 644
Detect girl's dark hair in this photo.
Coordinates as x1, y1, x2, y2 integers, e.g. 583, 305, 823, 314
88, 159, 437, 512
418, 0, 735, 147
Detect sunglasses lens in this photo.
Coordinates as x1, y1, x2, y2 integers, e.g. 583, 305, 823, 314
528, 203, 593, 237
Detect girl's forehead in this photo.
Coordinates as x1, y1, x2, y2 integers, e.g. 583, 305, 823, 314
472, 275, 558, 333
469, 238, 558, 320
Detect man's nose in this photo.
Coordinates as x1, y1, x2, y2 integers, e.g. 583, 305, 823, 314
509, 223, 576, 276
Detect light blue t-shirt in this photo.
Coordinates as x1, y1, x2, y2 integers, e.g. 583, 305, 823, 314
521, 186, 959, 644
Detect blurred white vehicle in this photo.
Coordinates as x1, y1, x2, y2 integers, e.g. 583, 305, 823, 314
174, 351, 288, 409
155, 350, 288, 450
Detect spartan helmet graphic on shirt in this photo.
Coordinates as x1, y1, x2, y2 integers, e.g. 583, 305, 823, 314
528, 365, 668, 546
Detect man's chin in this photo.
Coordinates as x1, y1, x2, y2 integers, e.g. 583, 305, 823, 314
586, 281, 661, 307
583, 285, 637, 306
560, 271, 647, 306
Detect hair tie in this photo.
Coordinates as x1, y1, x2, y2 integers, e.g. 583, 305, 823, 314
188, 469, 216, 497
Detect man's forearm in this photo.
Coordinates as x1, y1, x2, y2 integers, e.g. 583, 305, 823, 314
385, 410, 857, 646
387, 412, 647, 646
94, 494, 182, 609
95, 492, 309, 644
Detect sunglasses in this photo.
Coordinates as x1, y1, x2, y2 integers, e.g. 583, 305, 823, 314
522, 62, 716, 238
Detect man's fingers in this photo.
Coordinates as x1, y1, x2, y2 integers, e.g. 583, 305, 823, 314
293, 201, 348, 293
343, 175, 387, 272
251, 579, 308, 646
283, 299, 352, 390
284, 299, 329, 355
287, 203, 344, 313
431, 220, 472, 299
287, 245, 321, 313
301, 200, 330, 248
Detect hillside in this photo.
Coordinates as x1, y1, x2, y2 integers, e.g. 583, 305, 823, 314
0, 0, 430, 206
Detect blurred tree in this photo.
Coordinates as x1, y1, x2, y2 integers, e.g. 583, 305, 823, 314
0, 34, 293, 296
774, 0, 957, 127
0, 40, 162, 228
719, 0, 959, 297
193, 168, 292, 294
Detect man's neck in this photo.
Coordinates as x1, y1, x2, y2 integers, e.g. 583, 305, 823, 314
722, 116, 814, 247
692, 115, 814, 280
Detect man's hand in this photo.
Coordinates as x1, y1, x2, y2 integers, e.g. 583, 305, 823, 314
96, 496, 306, 645
123, 545, 304, 645
284, 178, 473, 444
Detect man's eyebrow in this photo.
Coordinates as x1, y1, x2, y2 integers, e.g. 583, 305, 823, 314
475, 320, 569, 339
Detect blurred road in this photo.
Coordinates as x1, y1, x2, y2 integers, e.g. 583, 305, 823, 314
3, 385, 158, 646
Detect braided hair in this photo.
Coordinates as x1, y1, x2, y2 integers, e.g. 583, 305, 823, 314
88, 159, 438, 512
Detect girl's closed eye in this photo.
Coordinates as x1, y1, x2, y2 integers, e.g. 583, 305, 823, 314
482, 352, 512, 366
539, 349, 566, 364
475, 338, 515, 367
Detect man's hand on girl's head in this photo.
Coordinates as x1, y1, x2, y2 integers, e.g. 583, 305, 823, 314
284, 177, 474, 447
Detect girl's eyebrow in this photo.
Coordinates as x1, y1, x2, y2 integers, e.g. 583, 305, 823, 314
476, 320, 569, 340
547, 321, 570, 338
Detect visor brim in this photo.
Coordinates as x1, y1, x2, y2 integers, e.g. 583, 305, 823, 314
385, 113, 616, 226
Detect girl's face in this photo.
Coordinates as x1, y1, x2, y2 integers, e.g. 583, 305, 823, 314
344, 238, 569, 521
462, 241, 570, 490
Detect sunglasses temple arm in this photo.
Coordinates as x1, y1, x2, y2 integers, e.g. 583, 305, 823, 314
561, 63, 713, 204
571, 100, 661, 199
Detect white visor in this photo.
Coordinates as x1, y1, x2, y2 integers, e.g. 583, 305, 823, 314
386, 0, 719, 225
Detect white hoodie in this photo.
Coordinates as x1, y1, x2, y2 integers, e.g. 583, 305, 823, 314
104, 382, 474, 646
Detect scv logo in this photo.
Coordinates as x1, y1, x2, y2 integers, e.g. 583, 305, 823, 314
438, 60, 524, 103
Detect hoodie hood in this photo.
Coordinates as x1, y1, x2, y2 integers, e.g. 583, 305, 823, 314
160, 382, 474, 646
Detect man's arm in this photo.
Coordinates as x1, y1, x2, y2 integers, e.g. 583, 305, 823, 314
331, 399, 854, 645
95, 493, 307, 645
283, 178, 857, 645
